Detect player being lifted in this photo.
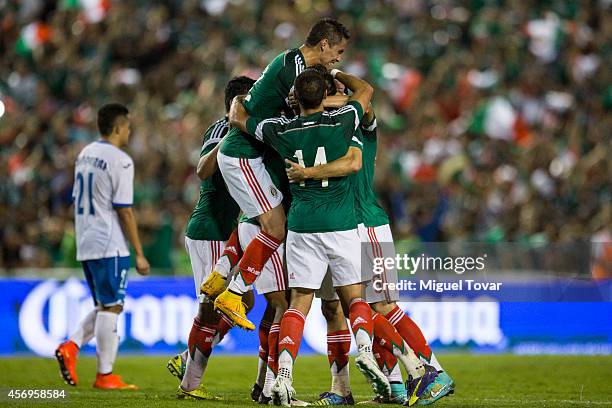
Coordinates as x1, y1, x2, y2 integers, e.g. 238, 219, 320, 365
287, 78, 454, 405
230, 67, 437, 406
166, 77, 257, 400
199, 18, 351, 331
55, 103, 150, 390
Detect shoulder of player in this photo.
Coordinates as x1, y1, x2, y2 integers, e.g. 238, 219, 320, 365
203, 117, 229, 141
281, 48, 305, 76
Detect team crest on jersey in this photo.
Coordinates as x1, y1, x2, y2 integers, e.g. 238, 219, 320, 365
270, 186, 278, 198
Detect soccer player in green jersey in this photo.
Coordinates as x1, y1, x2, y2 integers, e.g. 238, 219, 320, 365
168, 76, 257, 401
201, 19, 351, 331
287, 96, 454, 406
229, 67, 420, 406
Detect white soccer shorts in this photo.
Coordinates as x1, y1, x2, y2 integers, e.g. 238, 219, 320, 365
184, 236, 226, 296
286, 229, 362, 291
217, 152, 283, 219
358, 223, 400, 303
238, 222, 286, 294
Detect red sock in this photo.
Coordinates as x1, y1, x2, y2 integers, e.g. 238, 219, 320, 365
221, 228, 243, 268
278, 308, 306, 361
268, 323, 280, 374
349, 299, 373, 338
188, 317, 216, 359
385, 305, 432, 361
238, 231, 282, 285
372, 312, 406, 354
258, 320, 272, 363
217, 314, 234, 341
373, 340, 398, 372
327, 330, 351, 371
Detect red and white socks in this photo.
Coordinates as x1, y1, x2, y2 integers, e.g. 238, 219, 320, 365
228, 231, 282, 294
95, 311, 119, 375
327, 330, 352, 397
385, 305, 442, 372
214, 228, 243, 278
277, 309, 306, 380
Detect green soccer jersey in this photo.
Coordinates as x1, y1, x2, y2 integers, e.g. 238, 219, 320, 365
353, 117, 390, 227
185, 118, 240, 241
246, 101, 365, 233
220, 48, 306, 159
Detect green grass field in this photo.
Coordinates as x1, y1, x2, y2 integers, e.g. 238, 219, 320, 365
1, 355, 611, 407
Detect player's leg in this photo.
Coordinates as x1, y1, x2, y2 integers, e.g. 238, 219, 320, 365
326, 228, 391, 399
272, 231, 326, 406
91, 256, 137, 390
313, 297, 355, 406
201, 228, 243, 298
362, 224, 451, 404
214, 153, 285, 329
370, 341, 405, 404
253, 304, 274, 401
55, 262, 100, 386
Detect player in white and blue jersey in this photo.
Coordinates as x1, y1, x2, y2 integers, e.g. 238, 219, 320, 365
55, 103, 150, 390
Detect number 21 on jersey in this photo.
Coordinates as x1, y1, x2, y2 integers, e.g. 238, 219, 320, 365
75, 171, 95, 215
294, 147, 328, 187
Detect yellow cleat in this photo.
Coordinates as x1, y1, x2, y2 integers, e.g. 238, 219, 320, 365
176, 384, 222, 400
200, 271, 227, 299
213, 289, 255, 330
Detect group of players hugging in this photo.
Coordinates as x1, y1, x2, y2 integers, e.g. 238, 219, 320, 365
55, 17, 455, 407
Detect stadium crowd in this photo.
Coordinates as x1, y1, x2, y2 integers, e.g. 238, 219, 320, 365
0, 0, 609, 270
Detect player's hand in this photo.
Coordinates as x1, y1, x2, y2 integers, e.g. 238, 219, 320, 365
285, 159, 308, 183
288, 89, 300, 114
135, 254, 150, 276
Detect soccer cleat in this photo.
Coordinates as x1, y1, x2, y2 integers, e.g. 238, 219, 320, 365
312, 391, 355, 405
259, 394, 272, 404
200, 271, 227, 299
55, 340, 79, 386
176, 384, 222, 400
213, 289, 255, 330
93, 373, 138, 390
291, 396, 310, 406
357, 383, 407, 405
355, 345, 391, 399
166, 354, 185, 381
251, 382, 263, 402
414, 371, 454, 406
404, 365, 439, 406
271, 372, 295, 407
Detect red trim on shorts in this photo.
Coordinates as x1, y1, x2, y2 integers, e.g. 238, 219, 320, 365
239, 158, 272, 213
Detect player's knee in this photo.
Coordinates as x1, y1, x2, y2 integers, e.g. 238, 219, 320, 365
258, 206, 286, 241
265, 292, 288, 312
321, 300, 342, 322
371, 301, 396, 316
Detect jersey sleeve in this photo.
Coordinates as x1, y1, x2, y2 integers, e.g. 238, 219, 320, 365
351, 128, 364, 150
332, 100, 364, 144
112, 155, 134, 207
360, 115, 377, 141
246, 116, 290, 149
200, 121, 227, 156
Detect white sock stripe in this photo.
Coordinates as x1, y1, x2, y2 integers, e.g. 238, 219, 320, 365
388, 308, 404, 325
327, 336, 353, 341
196, 326, 217, 334
269, 327, 281, 333
284, 308, 306, 321
256, 232, 279, 249
221, 315, 234, 326
349, 298, 366, 308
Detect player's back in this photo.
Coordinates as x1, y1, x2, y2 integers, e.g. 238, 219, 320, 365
74, 140, 132, 261
264, 105, 362, 233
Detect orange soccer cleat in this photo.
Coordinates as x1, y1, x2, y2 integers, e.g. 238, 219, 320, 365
55, 340, 79, 386
93, 373, 139, 390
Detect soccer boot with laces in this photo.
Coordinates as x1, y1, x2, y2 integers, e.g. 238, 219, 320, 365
213, 289, 255, 330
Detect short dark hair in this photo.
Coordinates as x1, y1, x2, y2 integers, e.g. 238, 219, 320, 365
295, 69, 326, 110
309, 64, 337, 96
97, 103, 129, 136
225, 76, 256, 112
306, 18, 350, 47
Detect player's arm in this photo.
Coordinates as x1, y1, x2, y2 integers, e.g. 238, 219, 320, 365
332, 70, 374, 114
228, 95, 249, 133
196, 142, 220, 180
116, 207, 149, 275
112, 157, 149, 276
285, 146, 362, 183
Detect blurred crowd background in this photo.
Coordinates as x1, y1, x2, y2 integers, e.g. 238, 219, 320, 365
0, 0, 610, 273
